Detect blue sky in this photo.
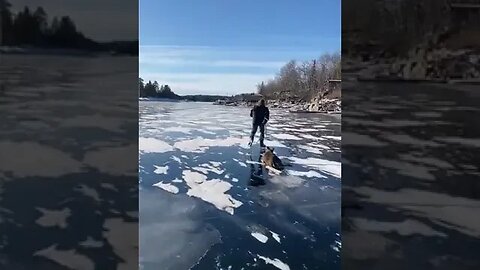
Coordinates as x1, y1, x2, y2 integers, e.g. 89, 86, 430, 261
140, 0, 340, 95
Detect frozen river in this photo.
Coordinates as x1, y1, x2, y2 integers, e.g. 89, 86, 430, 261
139, 101, 341, 270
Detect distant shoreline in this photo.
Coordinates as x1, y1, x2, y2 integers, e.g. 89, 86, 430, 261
139, 97, 209, 102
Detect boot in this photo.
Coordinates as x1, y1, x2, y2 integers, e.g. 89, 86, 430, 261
259, 140, 266, 148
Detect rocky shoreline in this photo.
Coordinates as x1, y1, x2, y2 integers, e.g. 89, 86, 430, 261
344, 29, 480, 83
214, 98, 341, 113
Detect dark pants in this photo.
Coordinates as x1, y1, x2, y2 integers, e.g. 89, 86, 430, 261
250, 123, 265, 144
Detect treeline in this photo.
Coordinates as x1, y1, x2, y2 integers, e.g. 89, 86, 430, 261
257, 52, 340, 100
0, 1, 96, 48
343, 0, 452, 56
0, 1, 137, 54
139, 78, 181, 99
183, 95, 229, 102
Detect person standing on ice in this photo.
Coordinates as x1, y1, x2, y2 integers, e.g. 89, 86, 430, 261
249, 99, 269, 147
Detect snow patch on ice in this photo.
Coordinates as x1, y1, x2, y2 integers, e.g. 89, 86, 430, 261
288, 157, 341, 178
287, 170, 326, 179
174, 137, 249, 153
182, 170, 243, 215
257, 255, 290, 270
271, 133, 303, 140
251, 232, 269, 243
139, 137, 174, 153
153, 181, 179, 194
153, 165, 169, 174
270, 231, 282, 243
322, 135, 341, 141
297, 145, 323, 155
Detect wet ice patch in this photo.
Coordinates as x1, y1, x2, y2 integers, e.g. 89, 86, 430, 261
139, 137, 174, 153
251, 232, 269, 243
257, 255, 290, 270
183, 170, 243, 215
153, 181, 179, 194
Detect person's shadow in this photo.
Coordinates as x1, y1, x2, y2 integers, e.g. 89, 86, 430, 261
248, 149, 266, 187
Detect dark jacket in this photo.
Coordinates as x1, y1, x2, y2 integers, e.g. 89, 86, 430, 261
250, 105, 269, 125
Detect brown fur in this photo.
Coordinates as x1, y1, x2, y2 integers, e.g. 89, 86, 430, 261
261, 147, 284, 171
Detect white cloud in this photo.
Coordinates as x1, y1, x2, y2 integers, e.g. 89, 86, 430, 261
139, 45, 332, 95
140, 57, 284, 69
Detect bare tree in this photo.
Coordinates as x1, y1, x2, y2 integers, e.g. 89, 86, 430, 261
258, 52, 340, 100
